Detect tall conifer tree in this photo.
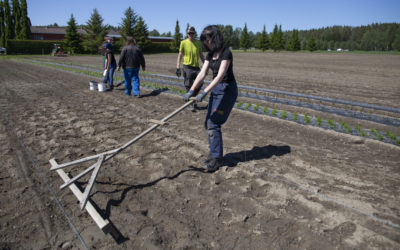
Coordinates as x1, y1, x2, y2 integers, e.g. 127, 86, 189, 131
11, 0, 20, 39
287, 29, 301, 51
19, 0, 29, 39
0, 1, 5, 47
4, 0, 12, 44
270, 24, 279, 51
120, 7, 137, 42
257, 24, 269, 51
82, 9, 108, 54
170, 20, 182, 52
65, 14, 82, 54
240, 23, 250, 51
306, 36, 317, 51
133, 16, 150, 49
278, 25, 285, 50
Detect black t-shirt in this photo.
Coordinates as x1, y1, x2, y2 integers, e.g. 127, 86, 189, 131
105, 49, 116, 66
206, 47, 236, 83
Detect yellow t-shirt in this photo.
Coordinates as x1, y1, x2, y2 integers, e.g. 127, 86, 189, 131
179, 39, 202, 67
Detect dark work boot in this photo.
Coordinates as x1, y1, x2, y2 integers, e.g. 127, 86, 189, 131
201, 155, 213, 165
115, 81, 123, 87
188, 103, 195, 112
203, 157, 223, 172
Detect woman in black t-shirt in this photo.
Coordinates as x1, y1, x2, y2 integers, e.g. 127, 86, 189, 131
103, 43, 117, 91
183, 25, 238, 172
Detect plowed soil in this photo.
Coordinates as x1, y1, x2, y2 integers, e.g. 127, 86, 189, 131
0, 52, 399, 249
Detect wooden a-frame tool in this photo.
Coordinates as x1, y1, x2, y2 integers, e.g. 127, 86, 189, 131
49, 99, 196, 214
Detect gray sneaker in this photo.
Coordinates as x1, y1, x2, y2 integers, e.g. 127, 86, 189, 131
201, 156, 213, 165
188, 103, 195, 112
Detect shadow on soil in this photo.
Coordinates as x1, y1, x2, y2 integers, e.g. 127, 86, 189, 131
88, 144, 290, 243
90, 167, 204, 243
114, 86, 168, 98
224, 144, 291, 167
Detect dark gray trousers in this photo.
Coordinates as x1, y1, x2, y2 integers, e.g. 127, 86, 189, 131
183, 65, 202, 95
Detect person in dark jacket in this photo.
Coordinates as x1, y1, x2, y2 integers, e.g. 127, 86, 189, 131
117, 37, 146, 97
183, 25, 238, 172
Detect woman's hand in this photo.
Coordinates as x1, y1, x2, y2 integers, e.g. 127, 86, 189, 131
183, 90, 194, 101
195, 91, 207, 102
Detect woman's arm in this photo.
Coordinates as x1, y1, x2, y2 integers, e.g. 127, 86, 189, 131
202, 59, 230, 93
105, 53, 111, 70
190, 60, 210, 91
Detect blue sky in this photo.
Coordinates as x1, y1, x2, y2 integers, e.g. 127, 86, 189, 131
28, 0, 400, 33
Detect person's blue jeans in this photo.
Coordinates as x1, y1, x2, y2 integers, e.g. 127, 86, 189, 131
103, 63, 116, 86
123, 68, 140, 96
205, 82, 238, 158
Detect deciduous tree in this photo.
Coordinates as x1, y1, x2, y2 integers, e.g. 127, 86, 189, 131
160, 31, 171, 37
221, 25, 234, 48
392, 28, 400, 51
149, 29, 160, 36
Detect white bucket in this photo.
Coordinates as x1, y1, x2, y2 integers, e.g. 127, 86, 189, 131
89, 81, 98, 91
97, 82, 107, 92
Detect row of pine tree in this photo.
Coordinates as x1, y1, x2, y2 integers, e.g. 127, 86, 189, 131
56, 8, 149, 54
198, 23, 400, 51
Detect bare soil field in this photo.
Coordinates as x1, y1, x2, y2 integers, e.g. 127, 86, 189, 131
33, 52, 400, 109
1, 52, 399, 249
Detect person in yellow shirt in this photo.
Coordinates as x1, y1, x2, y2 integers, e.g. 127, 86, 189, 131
176, 26, 205, 111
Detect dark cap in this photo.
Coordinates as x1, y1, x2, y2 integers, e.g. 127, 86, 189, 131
187, 26, 196, 34
104, 43, 111, 49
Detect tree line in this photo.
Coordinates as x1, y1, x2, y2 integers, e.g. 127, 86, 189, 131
217, 22, 400, 51
0, 0, 30, 48
162, 21, 400, 52
1, 0, 400, 53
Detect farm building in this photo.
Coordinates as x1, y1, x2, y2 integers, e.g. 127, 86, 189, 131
30, 26, 86, 40
30, 26, 173, 43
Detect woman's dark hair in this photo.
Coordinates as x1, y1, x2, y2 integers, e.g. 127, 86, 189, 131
200, 25, 224, 53
98, 42, 108, 55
